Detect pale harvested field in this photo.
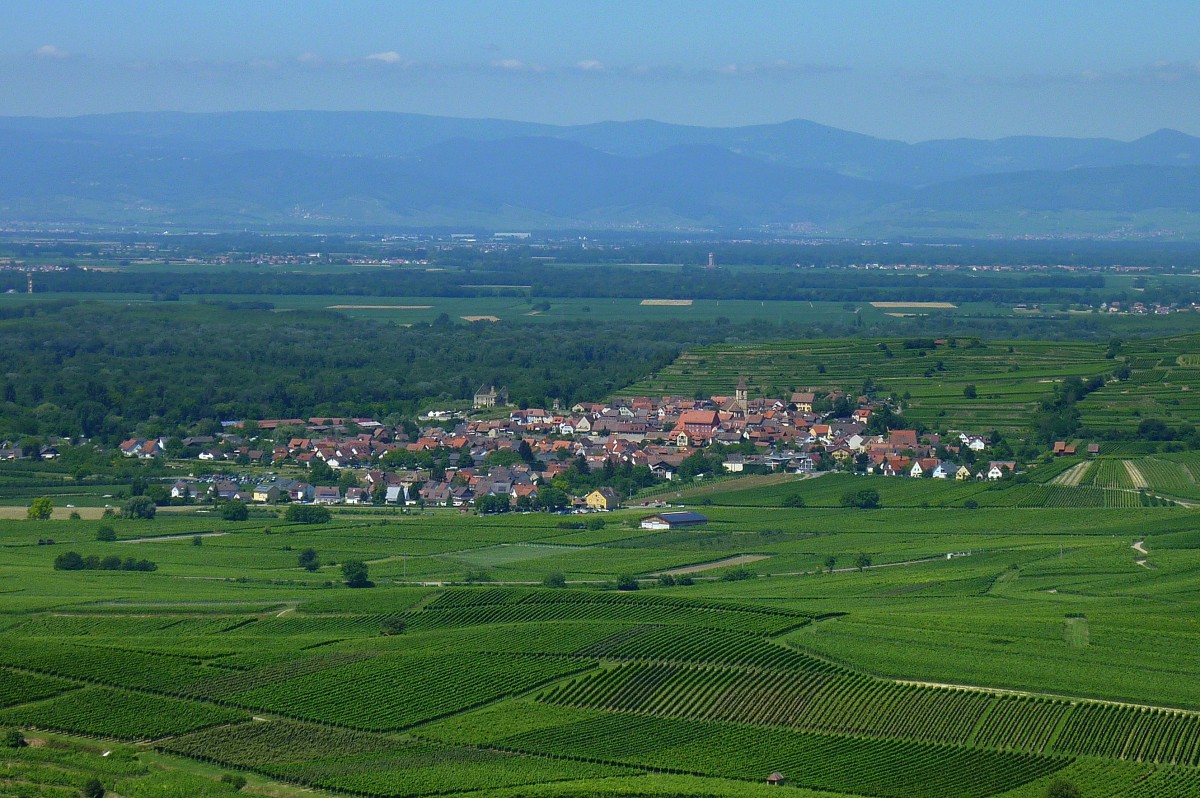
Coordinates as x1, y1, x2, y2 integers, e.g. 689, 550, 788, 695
869, 301, 958, 309
325, 304, 433, 309
1051, 461, 1092, 487
654, 554, 771, 576
461, 315, 500, 322
0, 506, 108, 520
640, 299, 693, 306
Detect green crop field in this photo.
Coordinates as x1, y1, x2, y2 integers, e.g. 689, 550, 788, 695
4, 490, 1200, 797
0, 291, 983, 327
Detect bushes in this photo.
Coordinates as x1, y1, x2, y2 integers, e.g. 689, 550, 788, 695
781, 493, 807, 508
54, 551, 156, 572
285, 505, 331, 524
221, 500, 249, 521
95, 525, 117, 542
840, 488, 881, 509
720, 568, 757, 582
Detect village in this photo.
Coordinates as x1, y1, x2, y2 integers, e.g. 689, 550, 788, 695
98, 377, 1039, 514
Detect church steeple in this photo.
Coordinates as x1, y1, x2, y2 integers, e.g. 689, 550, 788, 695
735, 376, 748, 407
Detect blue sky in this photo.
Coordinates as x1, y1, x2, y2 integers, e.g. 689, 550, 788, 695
2, 1, 1199, 141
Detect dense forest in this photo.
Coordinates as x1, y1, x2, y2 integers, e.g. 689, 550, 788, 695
0, 302, 810, 442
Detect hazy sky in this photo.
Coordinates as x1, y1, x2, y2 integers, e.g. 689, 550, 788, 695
3, 1, 1199, 141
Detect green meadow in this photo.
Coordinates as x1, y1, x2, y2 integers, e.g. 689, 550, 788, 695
3, 479, 1200, 797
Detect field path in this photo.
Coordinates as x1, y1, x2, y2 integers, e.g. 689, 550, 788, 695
1050, 461, 1091, 486
1132, 540, 1148, 555
653, 554, 770, 576
774, 554, 944, 577
894, 679, 1200, 715
118, 531, 227, 544
1124, 460, 1148, 489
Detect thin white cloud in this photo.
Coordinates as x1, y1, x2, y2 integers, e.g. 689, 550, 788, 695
576, 59, 605, 72
492, 59, 545, 73
34, 44, 69, 59
366, 51, 404, 64
714, 59, 849, 77
296, 52, 323, 65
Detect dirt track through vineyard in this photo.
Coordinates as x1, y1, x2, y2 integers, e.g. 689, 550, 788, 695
1051, 461, 1091, 486
653, 554, 770, 576
1123, 460, 1148, 489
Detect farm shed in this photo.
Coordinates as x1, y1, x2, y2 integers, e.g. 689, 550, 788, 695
640, 511, 709, 530
767, 772, 786, 785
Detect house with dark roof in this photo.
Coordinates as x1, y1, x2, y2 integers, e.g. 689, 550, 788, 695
640, 511, 709, 530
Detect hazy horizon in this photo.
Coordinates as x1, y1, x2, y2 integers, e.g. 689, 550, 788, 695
3, 1, 1199, 142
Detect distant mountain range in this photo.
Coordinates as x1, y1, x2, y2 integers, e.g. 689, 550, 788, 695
4, 111, 1200, 236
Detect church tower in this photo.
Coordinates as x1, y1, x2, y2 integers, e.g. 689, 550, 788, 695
735, 376, 748, 407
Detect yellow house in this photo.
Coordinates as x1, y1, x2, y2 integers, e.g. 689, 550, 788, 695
954, 465, 973, 481
585, 487, 621, 510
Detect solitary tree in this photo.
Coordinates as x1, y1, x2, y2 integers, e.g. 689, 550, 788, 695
542, 572, 567, 588
122, 496, 156, 520
824, 555, 837, 574
342, 560, 371, 588
616, 574, 639, 591
82, 778, 105, 798
963, 384, 978, 399
27, 497, 53, 521
298, 548, 320, 572
2, 728, 25, 748
380, 616, 407, 636
854, 552, 872, 572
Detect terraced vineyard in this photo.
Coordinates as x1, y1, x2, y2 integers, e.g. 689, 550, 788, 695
621, 337, 1116, 434
622, 332, 1200, 436
1077, 335, 1200, 434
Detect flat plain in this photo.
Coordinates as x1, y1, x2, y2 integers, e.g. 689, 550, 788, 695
3, 475, 1200, 797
